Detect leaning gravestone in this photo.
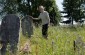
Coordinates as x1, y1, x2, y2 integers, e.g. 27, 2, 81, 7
74, 37, 85, 55
21, 15, 33, 37
0, 14, 20, 55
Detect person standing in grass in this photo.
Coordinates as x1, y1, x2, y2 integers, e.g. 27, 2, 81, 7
31, 6, 50, 39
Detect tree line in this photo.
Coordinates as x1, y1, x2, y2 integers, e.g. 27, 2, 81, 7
0, 0, 60, 25
0, 0, 85, 25
63, 0, 85, 24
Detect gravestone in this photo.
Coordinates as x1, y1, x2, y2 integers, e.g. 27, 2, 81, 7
74, 37, 85, 55
0, 14, 20, 55
21, 15, 33, 37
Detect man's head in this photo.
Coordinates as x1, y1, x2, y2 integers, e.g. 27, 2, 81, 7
38, 6, 45, 13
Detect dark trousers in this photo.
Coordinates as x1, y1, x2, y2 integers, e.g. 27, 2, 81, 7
42, 24, 48, 38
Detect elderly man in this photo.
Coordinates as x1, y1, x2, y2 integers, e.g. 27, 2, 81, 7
0, 14, 20, 55
32, 6, 50, 39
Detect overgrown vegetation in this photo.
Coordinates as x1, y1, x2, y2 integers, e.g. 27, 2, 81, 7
6, 26, 85, 55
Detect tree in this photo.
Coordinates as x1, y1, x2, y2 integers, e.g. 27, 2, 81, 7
18, 0, 61, 25
0, 0, 60, 25
63, 0, 85, 25
0, 0, 18, 14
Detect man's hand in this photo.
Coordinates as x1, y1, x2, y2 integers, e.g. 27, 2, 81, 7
29, 15, 34, 19
29, 15, 40, 20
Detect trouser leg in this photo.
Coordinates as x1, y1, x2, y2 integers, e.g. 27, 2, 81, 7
42, 24, 48, 38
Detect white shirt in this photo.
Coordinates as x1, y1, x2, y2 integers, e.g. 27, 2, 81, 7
38, 11, 50, 25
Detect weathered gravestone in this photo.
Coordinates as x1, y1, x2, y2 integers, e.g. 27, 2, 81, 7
74, 37, 85, 55
0, 14, 20, 55
21, 15, 33, 37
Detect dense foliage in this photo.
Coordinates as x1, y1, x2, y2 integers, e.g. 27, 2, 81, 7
63, 0, 85, 23
0, 0, 60, 25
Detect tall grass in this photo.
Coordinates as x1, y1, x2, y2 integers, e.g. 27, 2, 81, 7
7, 26, 85, 55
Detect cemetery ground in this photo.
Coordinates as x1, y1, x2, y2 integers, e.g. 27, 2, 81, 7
7, 26, 85, 55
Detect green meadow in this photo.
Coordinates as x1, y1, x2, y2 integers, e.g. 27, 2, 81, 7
16, 26, 85, 55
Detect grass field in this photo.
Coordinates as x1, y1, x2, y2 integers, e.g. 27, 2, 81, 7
7, 26, 85, 55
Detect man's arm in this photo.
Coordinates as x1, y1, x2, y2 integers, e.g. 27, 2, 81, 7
33, 18, 40, 20
29, 16, 40, 20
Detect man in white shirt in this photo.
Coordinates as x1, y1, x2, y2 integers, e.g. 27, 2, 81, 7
32, 6, 50, 39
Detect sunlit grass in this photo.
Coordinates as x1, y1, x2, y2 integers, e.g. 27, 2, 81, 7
6, 26, 85, 55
